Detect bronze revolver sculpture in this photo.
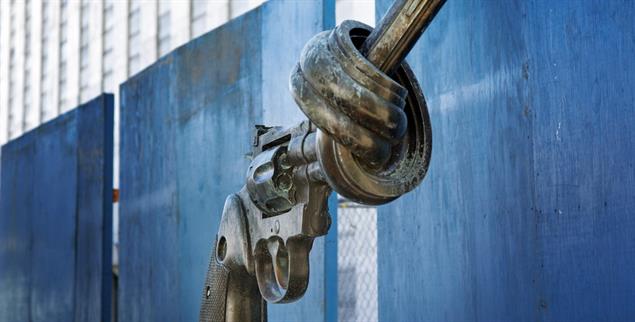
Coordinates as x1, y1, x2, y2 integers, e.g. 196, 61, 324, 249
199, 0, 446, 321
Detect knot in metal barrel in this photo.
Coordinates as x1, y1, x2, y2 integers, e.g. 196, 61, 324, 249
290, 20, 408, 167
290, 20, 432, 205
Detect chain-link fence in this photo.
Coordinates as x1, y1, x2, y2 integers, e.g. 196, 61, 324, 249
338, 198, 378, 322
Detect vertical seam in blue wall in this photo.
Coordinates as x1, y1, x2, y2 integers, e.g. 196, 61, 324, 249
73, 107, 81, 322
322, 2, 338, 320
321, 1, 338, 320
323, 0, 335, 29
102, 94, 114, 322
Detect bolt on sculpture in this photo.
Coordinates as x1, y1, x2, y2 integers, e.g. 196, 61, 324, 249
199, 0, 446, 321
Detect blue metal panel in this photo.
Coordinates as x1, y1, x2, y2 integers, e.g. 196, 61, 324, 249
119, 2, 334, 321
0, 95, 114, 322
375, 0, 635, 321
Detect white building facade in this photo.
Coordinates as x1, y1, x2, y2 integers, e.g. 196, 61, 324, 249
0, 0, 271, 145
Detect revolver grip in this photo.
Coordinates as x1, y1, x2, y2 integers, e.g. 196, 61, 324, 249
199, 240, 266, 322
200, 242, 230, 322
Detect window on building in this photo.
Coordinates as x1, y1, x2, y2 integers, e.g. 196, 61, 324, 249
191, 0, 207, 38
23, 0, 33, 130
58, 0, 68, 111
102, 0, 115, 92
158, 1, 171, 57
8, 3, 18, 138
41, 0, 51, 121
128, 0, 141, 76
80, 0, 91, 101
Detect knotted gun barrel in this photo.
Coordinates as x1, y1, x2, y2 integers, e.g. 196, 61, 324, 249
291, 0, 444, 204
200, 1, 446, 321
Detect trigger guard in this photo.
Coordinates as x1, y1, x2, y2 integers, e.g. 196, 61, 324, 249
254, 237, 313, 303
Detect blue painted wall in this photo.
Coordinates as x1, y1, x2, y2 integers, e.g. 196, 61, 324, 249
118, 1, 335, 321
376, 0, 635, 321
0, 95, 114, 322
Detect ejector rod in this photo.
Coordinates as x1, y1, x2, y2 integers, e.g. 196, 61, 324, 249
361, 0, 447, 74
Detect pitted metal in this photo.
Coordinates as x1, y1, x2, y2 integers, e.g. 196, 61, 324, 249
291, 22, 432, 205
291, 21, 409, 167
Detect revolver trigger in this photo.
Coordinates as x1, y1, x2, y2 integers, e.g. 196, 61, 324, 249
254, 237, 312, 304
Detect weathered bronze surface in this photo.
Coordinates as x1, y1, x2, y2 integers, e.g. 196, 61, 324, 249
200, 0, 446, 321
292, 21, 432, 205
362, 0, 447, 74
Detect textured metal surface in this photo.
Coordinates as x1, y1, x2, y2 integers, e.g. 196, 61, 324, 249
288, 0, 444, 206
243, 123, 332, 305
362, 0, 446, 74
118, 2, 335, 321
199, 190, 272, 322
200, 243, 230, 322
376, 0, 635, 321
292, 22, 408, 166
0, 95, 114, 322
199, 121, 332, 322
291, 22, 432, 205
